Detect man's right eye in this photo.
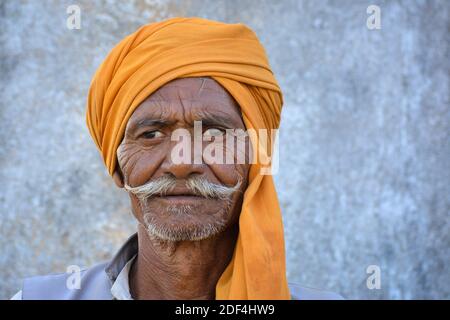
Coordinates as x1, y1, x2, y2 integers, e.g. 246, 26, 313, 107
141, 130, 164, 139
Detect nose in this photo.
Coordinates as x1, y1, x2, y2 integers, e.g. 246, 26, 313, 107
161, 161, 204, 180
160, 146, 204, 180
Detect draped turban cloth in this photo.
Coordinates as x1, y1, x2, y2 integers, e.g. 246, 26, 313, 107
86, 17, 290, 299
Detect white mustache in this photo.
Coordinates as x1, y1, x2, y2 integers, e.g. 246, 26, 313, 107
124, 175, 242, 201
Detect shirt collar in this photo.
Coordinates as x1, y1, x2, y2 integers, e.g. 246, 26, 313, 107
110, 254, 136, 300
105, 233, 138, 284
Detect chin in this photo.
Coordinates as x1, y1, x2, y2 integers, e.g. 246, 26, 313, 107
144, 216, 227, 242
142, 208, 230, 242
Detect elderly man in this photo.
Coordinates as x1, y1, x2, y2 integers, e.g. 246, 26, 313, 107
12, 17, 341, 300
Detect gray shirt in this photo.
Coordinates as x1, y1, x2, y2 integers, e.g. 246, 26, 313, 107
12, 233, 343, 300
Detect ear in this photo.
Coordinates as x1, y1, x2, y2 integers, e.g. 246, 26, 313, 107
112, 167, 124, 188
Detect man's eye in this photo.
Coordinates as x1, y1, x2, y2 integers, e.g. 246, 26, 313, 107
203, 128, 225, 138
141, 130, 164, 139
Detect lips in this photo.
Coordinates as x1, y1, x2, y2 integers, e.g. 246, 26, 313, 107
151, 187, 215, 205
156, 195, 209, 206
160, 187, 201, 197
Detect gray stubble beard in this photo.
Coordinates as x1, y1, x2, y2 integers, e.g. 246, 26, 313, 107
125, 175, 241, 242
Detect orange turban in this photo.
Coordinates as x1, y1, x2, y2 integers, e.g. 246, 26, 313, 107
86, 17, 290, 299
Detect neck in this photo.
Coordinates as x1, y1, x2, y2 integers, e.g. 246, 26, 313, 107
129, 223, 238, 300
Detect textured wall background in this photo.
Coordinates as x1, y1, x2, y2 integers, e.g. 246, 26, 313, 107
0, 0, 448, 299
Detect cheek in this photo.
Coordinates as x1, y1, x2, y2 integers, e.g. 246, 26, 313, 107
118, 142, 167, 186
208, 163, 249, 188
205, 134, 251, 186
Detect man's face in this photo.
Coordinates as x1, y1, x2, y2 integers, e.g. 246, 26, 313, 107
116, 77, 250, 241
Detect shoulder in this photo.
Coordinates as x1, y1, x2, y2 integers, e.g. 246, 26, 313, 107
288, 282, 344, 300
21, 262, 112, 300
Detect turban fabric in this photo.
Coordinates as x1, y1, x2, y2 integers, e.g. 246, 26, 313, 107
86, 17, 290, 299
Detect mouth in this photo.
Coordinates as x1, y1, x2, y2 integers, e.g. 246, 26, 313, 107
154, 194, 210, 205
159, 194, 201, 199
153, 188, 208, 203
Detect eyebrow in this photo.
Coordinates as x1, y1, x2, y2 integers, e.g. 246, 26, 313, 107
127, 109, 242, 134
127, 118, 175, 135
193, 110, 241, 129
136, 119, 174, 128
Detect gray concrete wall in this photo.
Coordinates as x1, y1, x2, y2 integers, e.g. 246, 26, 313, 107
0, 0, 448, 299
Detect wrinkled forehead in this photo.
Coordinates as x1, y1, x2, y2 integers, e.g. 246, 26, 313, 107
126, 77, 244, 126
151, 77, 230, 100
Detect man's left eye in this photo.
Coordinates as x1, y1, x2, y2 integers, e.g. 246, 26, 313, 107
141, 130, 164, 139
204, 128, 225, 138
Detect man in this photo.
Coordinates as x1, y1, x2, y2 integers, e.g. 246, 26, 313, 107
12, 17, 342, 300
